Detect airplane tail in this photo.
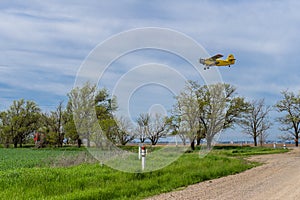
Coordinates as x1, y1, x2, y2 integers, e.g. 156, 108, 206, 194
227, 54, 235, 64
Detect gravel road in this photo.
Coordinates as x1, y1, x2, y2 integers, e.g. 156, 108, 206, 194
146, 148, 300, 200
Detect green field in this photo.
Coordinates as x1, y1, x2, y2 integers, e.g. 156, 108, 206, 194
0, 146, 288, 200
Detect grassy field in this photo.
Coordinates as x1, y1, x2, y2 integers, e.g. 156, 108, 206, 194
0, 146, 288, 200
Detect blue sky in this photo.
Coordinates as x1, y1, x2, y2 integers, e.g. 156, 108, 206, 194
1, 0, 300, 140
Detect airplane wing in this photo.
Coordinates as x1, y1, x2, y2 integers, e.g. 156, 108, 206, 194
209, 54, 223, 60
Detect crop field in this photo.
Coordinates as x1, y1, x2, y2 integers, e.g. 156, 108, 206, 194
0, 146, 288, 200
0, 147, 90, 170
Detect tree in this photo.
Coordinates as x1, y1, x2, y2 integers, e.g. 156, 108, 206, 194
239, 99, 272, 146
174, 81, 248, 150
67, 82, 117, 147
276, 90, 300, 147
136, 113, 168, 145
173, 83, 200, 150
0, 99, 40, 148
147, 113, 168, 145
197, 83, 249, 149
41, 101, 65, 147
68, 82, 97, 147
195, 83, 227, 149
114, 116, 135, 145
94, 87, 117, 146
95, 88, 117, 120
166, 115, 188, 146
136, 113, 150, 143
0, 111, 12, 148
258, 129, 269, 146
64, 100, 79, 147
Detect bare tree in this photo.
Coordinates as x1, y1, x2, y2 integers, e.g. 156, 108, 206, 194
136, 113, 168, 145
276, 90, 300, 147
136, 113, 150, 143
259, 127, 269, 146
148, 113, 168, 145
114, 115, 135, 145
239, 99, 272, 146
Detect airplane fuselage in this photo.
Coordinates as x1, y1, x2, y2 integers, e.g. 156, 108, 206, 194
200, 54, 235, 68
215, 59, 235, 66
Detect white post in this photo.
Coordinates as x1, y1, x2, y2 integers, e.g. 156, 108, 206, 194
141, 146, 146, 171
138, 145, 141, 160
175, 135, 178, 147
273, 142, 276, 149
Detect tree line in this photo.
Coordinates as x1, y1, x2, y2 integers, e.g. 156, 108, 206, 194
0, 81, 299, 149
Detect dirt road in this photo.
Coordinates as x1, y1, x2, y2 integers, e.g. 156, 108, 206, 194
147, 148, 300, 200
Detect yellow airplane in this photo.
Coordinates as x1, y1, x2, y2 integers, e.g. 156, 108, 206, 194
199, 54, 236, 70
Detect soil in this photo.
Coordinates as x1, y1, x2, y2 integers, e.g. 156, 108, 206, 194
146, 147, 300, 200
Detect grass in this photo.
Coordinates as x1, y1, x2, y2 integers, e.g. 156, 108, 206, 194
0, 145, 288, 200
212, 145, 289, 157
0, 147, 92, 170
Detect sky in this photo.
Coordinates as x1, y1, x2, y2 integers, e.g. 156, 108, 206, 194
1, 0, 300, 141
